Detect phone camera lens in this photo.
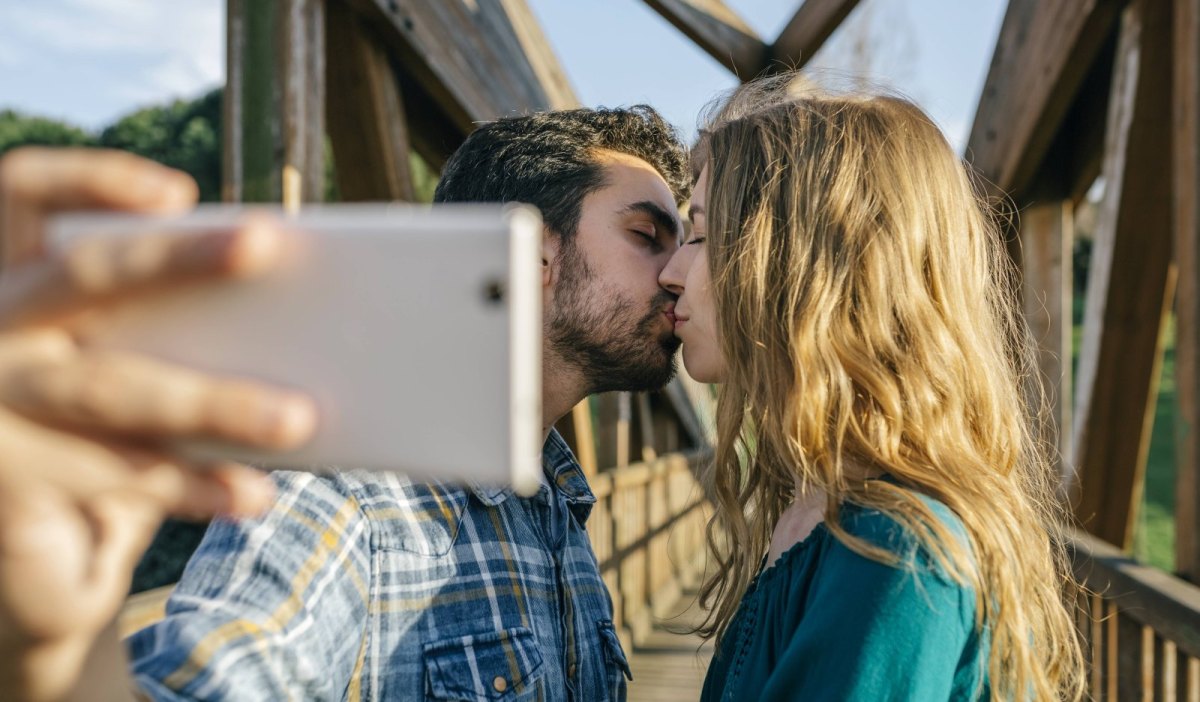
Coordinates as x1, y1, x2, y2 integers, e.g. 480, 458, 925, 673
484, 280, 506, 304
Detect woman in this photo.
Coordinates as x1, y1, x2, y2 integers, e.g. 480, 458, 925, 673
659, 77, 1086, 701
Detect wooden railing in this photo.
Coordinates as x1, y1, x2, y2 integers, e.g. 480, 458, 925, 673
1070, 530, 1200, 701
586, 449, 713, 652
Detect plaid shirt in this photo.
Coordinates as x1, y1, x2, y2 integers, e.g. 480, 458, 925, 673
127, 430, 631, 701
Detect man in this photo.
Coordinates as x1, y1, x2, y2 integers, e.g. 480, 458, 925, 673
0, 104, 692, 699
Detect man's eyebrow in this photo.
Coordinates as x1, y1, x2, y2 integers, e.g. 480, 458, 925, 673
622, 200, 681, 239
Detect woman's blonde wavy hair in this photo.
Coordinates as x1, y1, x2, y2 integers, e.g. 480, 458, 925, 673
693, 75, 1086, 701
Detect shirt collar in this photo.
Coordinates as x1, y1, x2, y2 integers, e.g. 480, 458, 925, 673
467, 428, 597, 524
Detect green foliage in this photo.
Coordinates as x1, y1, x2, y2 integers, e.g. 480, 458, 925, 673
4, 88, 441, 205
98, 89, 223, 202
1135, 316, 1177, 572
0, 110, 95, 154
1072, 280, 1177, 574
411, 152, 438, 203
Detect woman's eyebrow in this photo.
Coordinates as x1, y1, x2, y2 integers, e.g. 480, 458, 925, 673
687, 204, 705, 222
620, 200, 681, 239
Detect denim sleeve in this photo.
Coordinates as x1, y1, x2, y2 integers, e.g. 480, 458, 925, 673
126, 471, 373, 701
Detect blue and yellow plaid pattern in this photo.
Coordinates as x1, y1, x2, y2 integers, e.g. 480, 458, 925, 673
127, 430, 631, 701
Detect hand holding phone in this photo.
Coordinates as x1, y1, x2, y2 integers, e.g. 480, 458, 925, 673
50, 204, 544, 494
0, 147, 301, 701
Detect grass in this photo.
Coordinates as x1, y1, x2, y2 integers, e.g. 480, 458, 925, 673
1072, 294, 1176, 572
1135, 324, 1177, 572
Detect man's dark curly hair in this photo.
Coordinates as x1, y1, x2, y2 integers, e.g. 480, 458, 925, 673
433, 106, 691, 240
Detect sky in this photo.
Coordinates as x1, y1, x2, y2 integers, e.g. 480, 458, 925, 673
0, 0, 1008, 153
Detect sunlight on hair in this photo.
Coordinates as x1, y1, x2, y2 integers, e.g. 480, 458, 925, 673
691, 72, 1087, 702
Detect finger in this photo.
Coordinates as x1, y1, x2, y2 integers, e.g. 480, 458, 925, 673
0, 409, 276, 517
0, 148, 198, 268
194, 463, 277, 518
0, 216, 285, 327
0, 148, 197, 215
0, 347, 316, 449
120, 457, 277, 521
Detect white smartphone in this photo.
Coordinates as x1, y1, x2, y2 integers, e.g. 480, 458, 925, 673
50, 204, 543, 495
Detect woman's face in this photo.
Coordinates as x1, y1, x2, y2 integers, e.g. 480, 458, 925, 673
659, 166, 727, 383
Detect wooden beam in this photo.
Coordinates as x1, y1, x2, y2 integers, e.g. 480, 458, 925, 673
1069, 529, 1200, 660
1020, 201, 1074, 494
1023, 30, 1118, 206
326, 1, 415, 201
1071, 0, 1175, 549
966, 0, 1122, 200
394, 69, 465, 171
595, 393, 632, 470
769, 0, 862, 71
634, 392, 658, 463
344, 0, 577, 132
498, 0, 577, 110
292, 0, 327, 205
616, 392, 631, 469
553, 400, 599, 476
662, 377, 706, 449
1175, 0, 1200, 583
641, 0, 768, 78
224, 0, 325, 205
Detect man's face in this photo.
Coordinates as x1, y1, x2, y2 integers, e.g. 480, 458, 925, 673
545, 149, 683, 394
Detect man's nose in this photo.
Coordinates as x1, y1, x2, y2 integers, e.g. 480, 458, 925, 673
658, 252, 685, 295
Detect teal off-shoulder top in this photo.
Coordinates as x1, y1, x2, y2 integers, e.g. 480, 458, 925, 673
700, 493, 991, 701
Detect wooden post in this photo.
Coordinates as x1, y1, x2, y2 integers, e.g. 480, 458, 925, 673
346, 0, 577, 127
1071, 0, 1176, 549
634, 392, 658, 463
224, 0, 325, 206
1021, 200, 1074, 493
571, 400, 598, 477
595, 393, 631, 470
966, 0, 1122, 201
1174, 0, 1200, 583
325, 1, 416, 201
616, 392, 631, 469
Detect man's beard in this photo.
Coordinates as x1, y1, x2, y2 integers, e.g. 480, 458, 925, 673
547, 242, 680, 394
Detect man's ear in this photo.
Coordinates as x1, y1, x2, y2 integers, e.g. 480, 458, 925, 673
541, 226, 559, 289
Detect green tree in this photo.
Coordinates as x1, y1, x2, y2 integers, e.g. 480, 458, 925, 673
0, 110, 95, 154
4, 88, 437, 204
98, 89, 222, 202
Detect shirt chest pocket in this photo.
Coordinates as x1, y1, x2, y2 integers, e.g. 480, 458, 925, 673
423, 627, 545, 701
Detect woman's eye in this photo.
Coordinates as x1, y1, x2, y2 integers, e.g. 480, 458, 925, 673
687, 236, 706, 246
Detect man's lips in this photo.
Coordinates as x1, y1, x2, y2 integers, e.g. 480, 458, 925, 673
664, 302, 677, 325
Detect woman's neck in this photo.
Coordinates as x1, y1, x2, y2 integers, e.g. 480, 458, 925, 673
764, 460, 887, 570
764, 483, 826, 570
